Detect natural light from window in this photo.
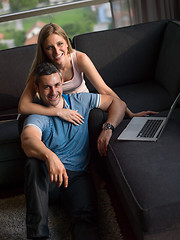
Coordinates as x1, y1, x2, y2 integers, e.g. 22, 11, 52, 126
0, 0, 131, 50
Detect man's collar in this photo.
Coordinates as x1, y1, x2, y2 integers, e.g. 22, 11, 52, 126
62, 94, 70, 109
34, 94, 70, 109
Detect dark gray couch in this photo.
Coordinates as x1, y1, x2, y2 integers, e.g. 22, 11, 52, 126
1, 19, 180, 239
0, 44, 37, 186
73, 20, 180, 240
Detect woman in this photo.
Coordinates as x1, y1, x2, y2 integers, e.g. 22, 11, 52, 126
18, 23, 156, 124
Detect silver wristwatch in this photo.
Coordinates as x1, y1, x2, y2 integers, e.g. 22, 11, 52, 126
102, 122, 114, 132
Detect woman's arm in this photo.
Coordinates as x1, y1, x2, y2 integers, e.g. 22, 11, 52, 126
18, 76, 83, 125
76, 51, 157, 118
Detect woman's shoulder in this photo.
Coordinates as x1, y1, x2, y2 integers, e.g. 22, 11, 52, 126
75, 50, 88, 59
75, 51, 91, 70
70, 50, 85, 62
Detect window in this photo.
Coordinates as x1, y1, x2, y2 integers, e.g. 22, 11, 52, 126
0, 0, 131, 50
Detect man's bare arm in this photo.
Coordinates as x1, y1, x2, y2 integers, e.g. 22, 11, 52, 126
21, 126, 68, 187
97, 95, 126, 156
99, 95, 126, 127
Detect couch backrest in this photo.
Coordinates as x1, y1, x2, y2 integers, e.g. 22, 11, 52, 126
0, 44, 37, 113
155, 21, 180, 100
73, 20, 168, 92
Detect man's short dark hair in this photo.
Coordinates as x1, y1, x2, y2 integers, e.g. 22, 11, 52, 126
34, 62, 62, 86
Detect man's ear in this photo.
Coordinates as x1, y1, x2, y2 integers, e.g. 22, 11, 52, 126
34, 83, 39, 93
34, 83, 41, 100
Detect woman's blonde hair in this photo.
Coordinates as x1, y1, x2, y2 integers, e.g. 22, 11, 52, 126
28, 23, 73, 81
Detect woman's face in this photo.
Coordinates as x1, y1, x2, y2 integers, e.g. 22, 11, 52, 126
43, 33, 68, 66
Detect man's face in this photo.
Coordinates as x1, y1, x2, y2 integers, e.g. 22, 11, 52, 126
37, 72, 63, 107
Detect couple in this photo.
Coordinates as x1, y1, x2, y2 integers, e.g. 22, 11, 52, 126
20, 23, 156, 240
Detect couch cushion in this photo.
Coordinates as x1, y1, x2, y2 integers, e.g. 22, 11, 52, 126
155, 21, 180, 100
108, 108, 180, 238
112, 81, 172, 112
0, 112, 18, 121
0, 44, 37, 112
73, 20, 168, 92
0, 120, 24, 161
0, 120, 25, 186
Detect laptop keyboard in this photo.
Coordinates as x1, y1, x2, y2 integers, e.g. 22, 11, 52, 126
137, 119, 164, 138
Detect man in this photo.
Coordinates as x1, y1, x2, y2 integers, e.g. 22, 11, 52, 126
21, 62, 126, 240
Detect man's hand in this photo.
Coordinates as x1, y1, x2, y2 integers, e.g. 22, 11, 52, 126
46, 154, 68, 188
21, 126, 69, 188
97, 130, 112, 157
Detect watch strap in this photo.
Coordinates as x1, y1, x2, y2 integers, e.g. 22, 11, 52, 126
102, 122, 115, 132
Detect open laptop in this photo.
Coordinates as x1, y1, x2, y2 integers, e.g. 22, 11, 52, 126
117, 93, 180, 142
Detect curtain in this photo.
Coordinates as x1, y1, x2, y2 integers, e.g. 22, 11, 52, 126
128, 0, 180, 25
110, 0, 180, 27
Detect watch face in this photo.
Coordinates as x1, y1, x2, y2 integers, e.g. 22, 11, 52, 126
102, 122, 114, 131
106, 123, 110, 129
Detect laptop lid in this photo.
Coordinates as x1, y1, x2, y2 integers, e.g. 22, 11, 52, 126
117, 93, 180, 142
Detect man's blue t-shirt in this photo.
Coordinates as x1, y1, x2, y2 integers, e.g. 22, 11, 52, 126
23, 93, 101, 171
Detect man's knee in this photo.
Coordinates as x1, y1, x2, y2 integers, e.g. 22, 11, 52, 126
25, 158, 48, 185
88, 108, 107, 137
25, 158, 41, 175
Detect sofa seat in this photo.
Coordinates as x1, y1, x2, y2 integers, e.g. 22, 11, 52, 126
113, 81, 172, 113
0, 120, 25, 186
108, 108, 180, 240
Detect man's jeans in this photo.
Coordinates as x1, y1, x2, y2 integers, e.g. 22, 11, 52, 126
25, 158, 100, 240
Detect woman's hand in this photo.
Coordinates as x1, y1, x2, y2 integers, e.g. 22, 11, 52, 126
126, 107, 158, 119
132, 110, 158, 118
55, 108, 84, 125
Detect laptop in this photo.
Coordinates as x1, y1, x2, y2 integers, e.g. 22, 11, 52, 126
117, 93, 180, 142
